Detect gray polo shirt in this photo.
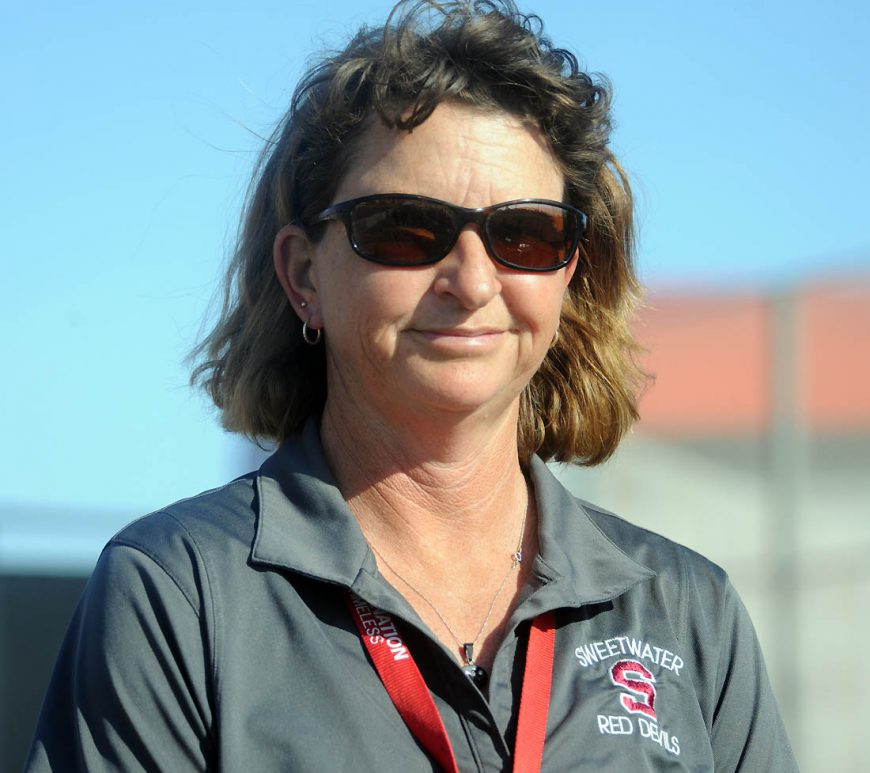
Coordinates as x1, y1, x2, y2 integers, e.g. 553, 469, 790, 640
26, 421, 798, 771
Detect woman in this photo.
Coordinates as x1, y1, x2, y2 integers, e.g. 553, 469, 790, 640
27, 1, 797, 771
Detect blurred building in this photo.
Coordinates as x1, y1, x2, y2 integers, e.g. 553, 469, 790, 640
3, 274, 868, 771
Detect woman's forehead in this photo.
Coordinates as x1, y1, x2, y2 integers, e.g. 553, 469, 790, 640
334, 103, 564, 205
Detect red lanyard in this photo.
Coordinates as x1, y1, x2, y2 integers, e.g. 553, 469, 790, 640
347, 593, 556, 772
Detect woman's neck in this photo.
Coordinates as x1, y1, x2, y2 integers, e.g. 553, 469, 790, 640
320, 395, 527, 552
319, 396, 538, 672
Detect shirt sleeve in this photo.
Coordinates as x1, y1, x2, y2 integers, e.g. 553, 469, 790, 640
24, 540, 215, 772
709, 580, 799, 772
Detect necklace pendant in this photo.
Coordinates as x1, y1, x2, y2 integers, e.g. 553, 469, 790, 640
462, 662, 488, 687
462, 643, 488, 687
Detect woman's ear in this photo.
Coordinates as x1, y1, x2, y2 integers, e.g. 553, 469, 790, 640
563, 249, 579, 288
273, 225, 323, 327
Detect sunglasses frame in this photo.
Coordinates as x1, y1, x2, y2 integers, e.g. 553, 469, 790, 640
307, 193, 587, 272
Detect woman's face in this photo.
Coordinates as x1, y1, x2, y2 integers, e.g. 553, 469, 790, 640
286, 102, 576, 426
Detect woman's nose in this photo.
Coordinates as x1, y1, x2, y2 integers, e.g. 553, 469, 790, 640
431, 227, 502, 309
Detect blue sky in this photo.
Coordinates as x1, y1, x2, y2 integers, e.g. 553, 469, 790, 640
1, 0, 868, 552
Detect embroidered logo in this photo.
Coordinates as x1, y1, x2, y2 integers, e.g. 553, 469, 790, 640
574, 635, 682, 757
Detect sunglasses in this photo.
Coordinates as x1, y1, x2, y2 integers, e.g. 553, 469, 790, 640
308, 193, 586, 272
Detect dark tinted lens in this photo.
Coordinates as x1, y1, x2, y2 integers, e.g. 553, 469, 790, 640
350, 198, 457, 265
487, 203, 574, 269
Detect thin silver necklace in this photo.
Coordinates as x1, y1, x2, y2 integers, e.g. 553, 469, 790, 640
369, 495, 528, 687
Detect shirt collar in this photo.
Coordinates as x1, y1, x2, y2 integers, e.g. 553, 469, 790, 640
251, 418, 372, 586
250, 419, 654, 607
525, 456, 655, 608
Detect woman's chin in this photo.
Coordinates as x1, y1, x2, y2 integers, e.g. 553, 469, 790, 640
391, 371, 523, 421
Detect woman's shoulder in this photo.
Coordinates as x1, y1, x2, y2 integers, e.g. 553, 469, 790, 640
93, 474, 260, 603
562, 493, 744, 634
579, 498, 727, 587
533, 458, 732, 613
113, 474, 257, 549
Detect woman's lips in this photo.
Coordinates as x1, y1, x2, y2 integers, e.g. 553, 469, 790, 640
422, 326, 503, 336
413, 327, 506, 349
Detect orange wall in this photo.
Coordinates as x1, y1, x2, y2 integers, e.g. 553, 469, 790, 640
803, 282, 870, 429
633, 278, 870, 434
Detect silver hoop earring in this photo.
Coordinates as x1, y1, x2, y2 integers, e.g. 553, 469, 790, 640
302, 320, 322, 346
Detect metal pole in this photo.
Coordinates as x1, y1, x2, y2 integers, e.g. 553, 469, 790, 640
767, 286, 805, 747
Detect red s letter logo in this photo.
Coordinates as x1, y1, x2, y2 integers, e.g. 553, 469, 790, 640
610, 660, 657, 719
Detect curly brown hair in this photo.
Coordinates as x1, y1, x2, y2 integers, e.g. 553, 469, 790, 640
190, 0, 646, 465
